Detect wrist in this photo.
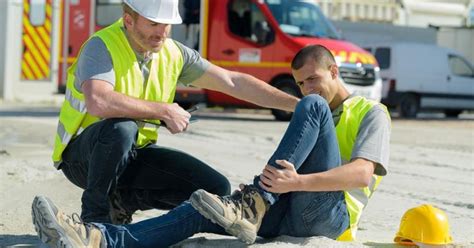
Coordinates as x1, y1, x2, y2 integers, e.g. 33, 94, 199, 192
295, 174, 306, 191
156, 102, 171, 121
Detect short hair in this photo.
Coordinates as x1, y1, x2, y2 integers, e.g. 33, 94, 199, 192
291, 45, 336, 70
123, 3, 139, 20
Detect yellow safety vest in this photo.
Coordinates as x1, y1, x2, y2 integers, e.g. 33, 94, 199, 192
335, 96, 390, 241
52, 19, 183, 168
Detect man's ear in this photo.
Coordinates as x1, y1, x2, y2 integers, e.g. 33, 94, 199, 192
329, 64, 339, 79
123, 13, 134, 29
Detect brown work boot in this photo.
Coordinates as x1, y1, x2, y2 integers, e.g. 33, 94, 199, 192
190, 185, 269, 244
32, 196, 105, 248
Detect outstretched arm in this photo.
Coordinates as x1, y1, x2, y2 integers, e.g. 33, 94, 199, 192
191, 64, 299, 112
259, 158, 376, 193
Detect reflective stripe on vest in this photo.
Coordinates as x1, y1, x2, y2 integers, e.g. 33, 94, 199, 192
52, 18, 183, 167
335, 96, 390, 241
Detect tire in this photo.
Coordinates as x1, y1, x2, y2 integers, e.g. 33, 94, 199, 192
271, 78, 302, 121
444, 110, 462, 118
398, 94, 419, 118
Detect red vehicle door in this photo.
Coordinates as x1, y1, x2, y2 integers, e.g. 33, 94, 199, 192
58, 0, 122, 91
58, 0, 94, 90
206, 0, 278, 106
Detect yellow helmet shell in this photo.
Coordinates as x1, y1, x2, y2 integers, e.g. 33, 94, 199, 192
394, 204, 453, 245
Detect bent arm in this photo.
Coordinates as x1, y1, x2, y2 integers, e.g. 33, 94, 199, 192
191, 64, 299, 112
82, 79, 190, 133
260, 158, 376, 193
299, 107, 390, 191
297, 158, 376, 192
261, 105, 390, 193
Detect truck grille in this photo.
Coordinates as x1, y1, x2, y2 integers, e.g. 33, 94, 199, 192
339, 65, 375, 86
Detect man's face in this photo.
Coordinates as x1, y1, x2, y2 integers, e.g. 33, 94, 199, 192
292, 58, 339, 104
125, 14, 171, 53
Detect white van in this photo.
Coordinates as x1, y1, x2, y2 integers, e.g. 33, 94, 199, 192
364, 42, 474, 118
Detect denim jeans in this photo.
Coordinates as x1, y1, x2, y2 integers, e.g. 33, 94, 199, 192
60, 118, 231, 223
256, 94, 349, 238
95, 201, 226, 248
93, 95, 349, 247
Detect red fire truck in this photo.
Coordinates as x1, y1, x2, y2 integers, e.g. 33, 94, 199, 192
178, 0, 382, 120
21, 0, 381, 120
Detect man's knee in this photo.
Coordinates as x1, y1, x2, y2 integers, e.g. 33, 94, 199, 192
293, 95, 330, 119
209, 176, 231, 196
296, 95, 328, 110
100, 118, 138, 144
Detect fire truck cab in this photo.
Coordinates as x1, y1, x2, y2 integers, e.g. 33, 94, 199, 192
175, 0, 382, 120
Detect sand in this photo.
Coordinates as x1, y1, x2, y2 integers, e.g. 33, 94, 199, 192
0, 103, 473, 247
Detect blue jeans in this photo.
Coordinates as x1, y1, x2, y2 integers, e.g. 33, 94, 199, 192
60, 118, 230, 223
94, 95, 349, 247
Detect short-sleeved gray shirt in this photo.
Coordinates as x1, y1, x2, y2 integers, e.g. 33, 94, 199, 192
73, 36, 210, 92
332, 99, 391, 176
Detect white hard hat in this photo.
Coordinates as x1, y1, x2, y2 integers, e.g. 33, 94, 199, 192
123, 0, 182, 24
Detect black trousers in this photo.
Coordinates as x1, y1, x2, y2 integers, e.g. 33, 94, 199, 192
60, 118, 231, 223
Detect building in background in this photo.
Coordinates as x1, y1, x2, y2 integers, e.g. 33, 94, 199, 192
317, 0, 399, 24
315, 0, 472, 27
314, 0, 474, 63
396, 0, 471, 27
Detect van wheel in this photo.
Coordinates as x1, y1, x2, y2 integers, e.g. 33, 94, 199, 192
271, 78, 302, 121
444, 110, 462, 118
398, 94, 419, 118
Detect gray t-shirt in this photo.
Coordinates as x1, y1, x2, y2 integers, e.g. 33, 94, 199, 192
73, 36, 210, 92
332, 99, 391, 176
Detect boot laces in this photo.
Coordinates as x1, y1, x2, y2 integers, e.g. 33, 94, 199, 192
63, 213, 92, 236
240, 186, 259, 219
220, 191, 242, 213
221, 186, 258, 219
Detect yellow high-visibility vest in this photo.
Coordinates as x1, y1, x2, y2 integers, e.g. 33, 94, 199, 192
52, 19, 183, 167
335, 96, 390, 241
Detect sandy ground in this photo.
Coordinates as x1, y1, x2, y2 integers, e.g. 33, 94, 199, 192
0, 103, 473, 248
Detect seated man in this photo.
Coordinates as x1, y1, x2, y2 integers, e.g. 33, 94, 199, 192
31, 45, 391, 248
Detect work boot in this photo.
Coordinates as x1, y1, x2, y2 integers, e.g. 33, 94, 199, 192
190, 185, 269, 244
109, 190, 133, 224
32, 196, 105, 248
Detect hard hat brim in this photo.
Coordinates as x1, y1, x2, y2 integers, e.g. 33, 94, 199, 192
123, 0, 183, 25
394, 235, 453, 246
394, 236, 416, 246
141, 16, 182, 25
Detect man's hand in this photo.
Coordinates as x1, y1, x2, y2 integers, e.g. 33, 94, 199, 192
83, 80, 192, 133
258, 160, 300, 193
162, 103, 191, 134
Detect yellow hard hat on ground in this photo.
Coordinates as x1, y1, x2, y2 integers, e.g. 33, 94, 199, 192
394, 204, 453, 246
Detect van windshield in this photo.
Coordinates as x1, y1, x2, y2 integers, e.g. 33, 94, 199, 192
265, 0, 340, 39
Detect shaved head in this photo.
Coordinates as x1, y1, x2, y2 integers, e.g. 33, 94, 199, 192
291, 45, 336, 71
